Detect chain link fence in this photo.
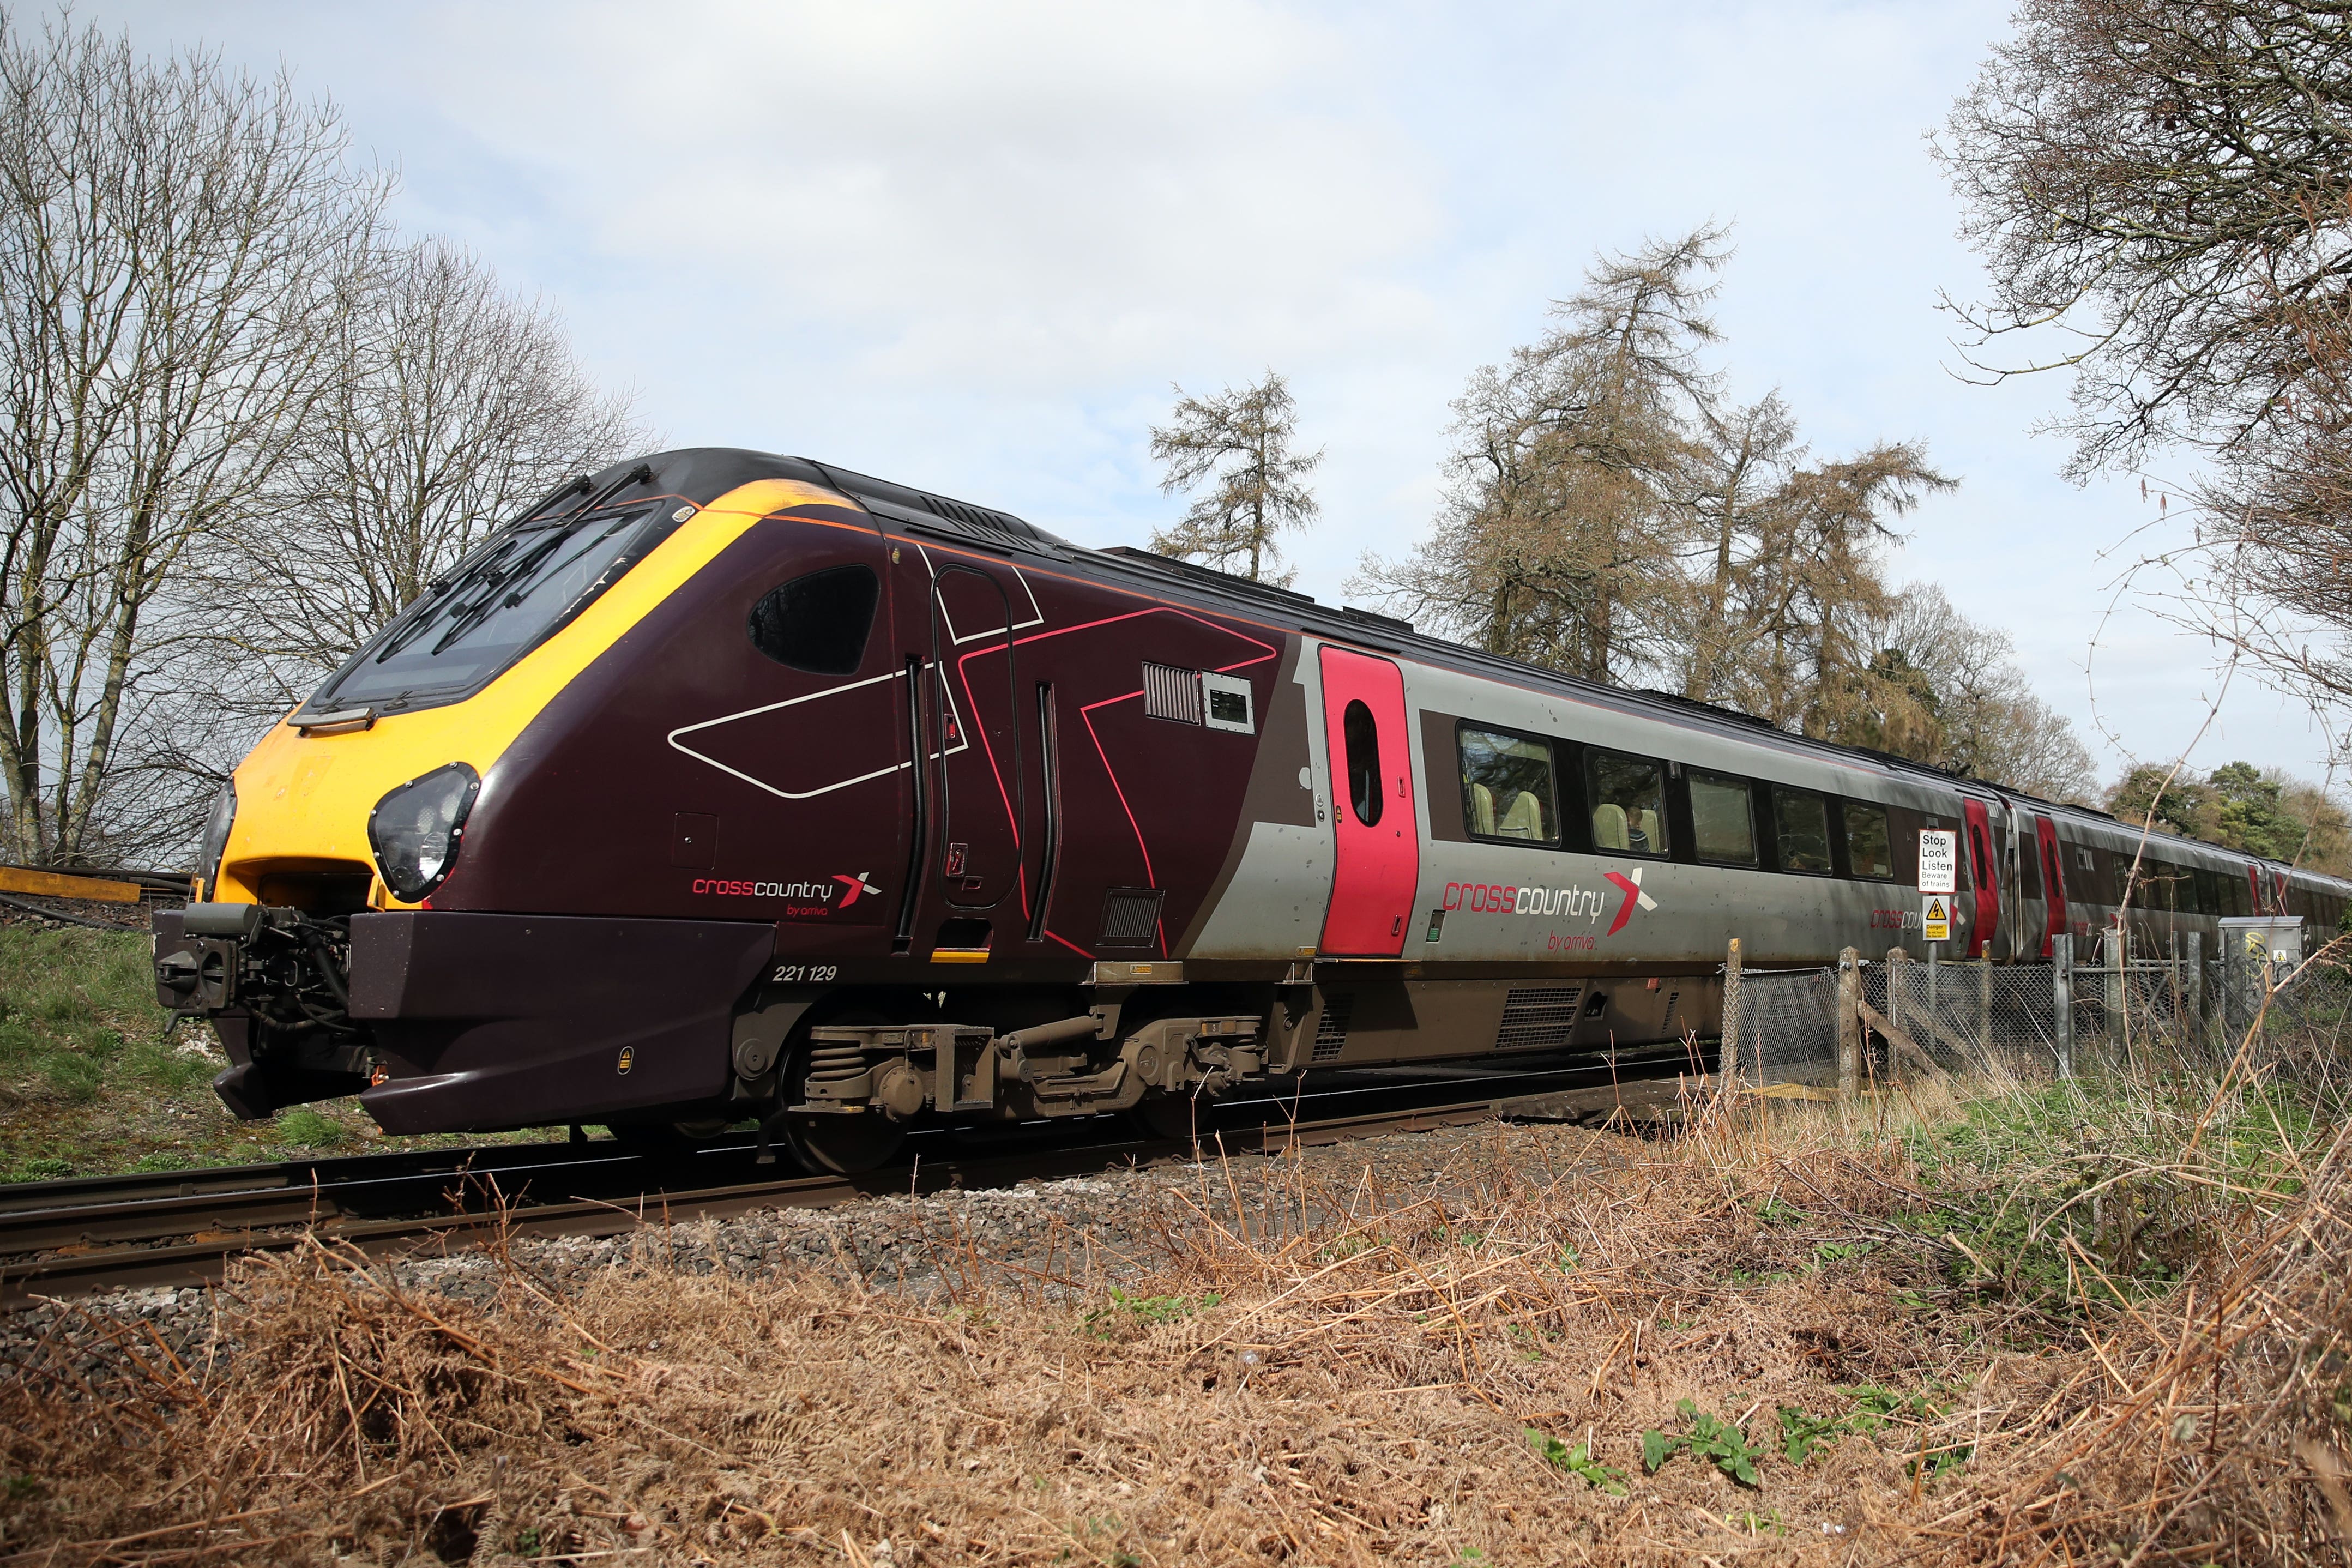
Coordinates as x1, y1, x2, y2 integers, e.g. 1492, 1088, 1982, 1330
1721, 967, 1842, 1089
1866, 955, 2066, 1087
1721, 944, 2215, 1092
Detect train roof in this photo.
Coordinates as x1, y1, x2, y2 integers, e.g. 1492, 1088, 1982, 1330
644, 447, 2350, 893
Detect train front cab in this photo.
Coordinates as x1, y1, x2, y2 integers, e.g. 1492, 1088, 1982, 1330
153, 460, 923, 1136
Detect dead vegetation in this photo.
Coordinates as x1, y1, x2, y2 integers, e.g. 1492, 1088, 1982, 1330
3, 1071, 2351, 1566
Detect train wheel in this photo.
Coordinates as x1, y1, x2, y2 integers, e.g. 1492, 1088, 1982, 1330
1135, 1094, 1208, 1144
777, 1018, 907, 1175
780, 1112, 907, 1176
606, 1117, 734, 1150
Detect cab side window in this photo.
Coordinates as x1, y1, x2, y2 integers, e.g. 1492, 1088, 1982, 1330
1588, 751, 1669, 858
1457, 726, 1559, 845
748, 563, 879, 674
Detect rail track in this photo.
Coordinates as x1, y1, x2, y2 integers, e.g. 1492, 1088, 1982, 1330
1, 1052, 1710, 1305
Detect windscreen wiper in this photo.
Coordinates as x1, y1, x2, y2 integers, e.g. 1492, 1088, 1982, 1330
367, 473, 596, 666
421, 464, 657, 656
547, 462, 652, 529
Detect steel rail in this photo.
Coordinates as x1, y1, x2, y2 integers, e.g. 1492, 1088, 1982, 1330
0, 1050, 1699, 1246
1, 1062, 1710, 1306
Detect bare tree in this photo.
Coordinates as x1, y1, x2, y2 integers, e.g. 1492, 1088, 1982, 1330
1148, 371, 1321, 585
1936, 0, 2352, 478
0, 13, 384, 865
199, 236, 647, 717
1864, 584, 2100, 801
1940, 1, 2352, 796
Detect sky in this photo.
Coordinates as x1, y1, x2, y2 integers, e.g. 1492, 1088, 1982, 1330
59, 0, 2341, 785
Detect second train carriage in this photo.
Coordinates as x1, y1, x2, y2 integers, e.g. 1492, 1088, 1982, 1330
151, 450, 2352, 1171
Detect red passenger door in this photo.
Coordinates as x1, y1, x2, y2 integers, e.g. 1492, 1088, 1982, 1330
2034, 815, 2070, 958
1962, 799, 2000, 960
1317, 647, 1418, 956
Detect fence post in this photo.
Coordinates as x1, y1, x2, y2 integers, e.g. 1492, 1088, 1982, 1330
2186, 930, 2203, 1033
2102, 923, 2124, 1044
1887, 946, 1909, 1086
1979, 949, 1993, 1063
2054, 938, 2075, 1079
1721, 937, 1743, 1088
1837, 946, 1861, 1102
1927, 942, 1940, 1047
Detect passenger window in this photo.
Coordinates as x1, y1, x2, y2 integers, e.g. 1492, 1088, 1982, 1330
1343, 700, 1383, 827
1844, 801, 1894, 879
747, 564, 879, 674
1774, 787, 1833, 875
1457, 727, 1558, 845
1588, 751, 1668, 858
1690, 771, 1756, 865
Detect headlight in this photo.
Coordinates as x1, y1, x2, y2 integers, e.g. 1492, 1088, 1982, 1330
198, 782, 237, 898
367, 763, 480, 902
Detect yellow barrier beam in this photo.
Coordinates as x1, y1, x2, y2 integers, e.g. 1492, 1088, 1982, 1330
0, 865, 145, 904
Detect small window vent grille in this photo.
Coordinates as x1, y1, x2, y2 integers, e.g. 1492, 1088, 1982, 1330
1099, 887, 1163, 947
1495, 986, 1584, 1051
1311, 996, 1354, 1062
1141, 662, 1203, 724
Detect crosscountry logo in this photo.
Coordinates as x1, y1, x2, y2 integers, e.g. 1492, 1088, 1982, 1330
1601, 866, 1659, 936
832, 871, 881, 908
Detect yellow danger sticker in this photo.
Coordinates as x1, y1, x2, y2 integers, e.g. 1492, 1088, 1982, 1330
1922, 896, 1951, 943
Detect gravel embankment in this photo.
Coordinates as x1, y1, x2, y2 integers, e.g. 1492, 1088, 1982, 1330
1, 1117, 1611, 1393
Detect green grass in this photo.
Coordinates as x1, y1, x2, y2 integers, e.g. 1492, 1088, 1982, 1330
0, 926, 563, 1180
1891, 1068, 2352, 1314
0, 925, 207, 1103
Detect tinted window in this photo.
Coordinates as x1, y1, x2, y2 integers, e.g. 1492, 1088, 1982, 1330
1343, 699, 1383, 826
748, 564, 879, 675
1774, 787, 1832, 875
1690, 771, 1756, 865
1588, 751, 1668, 858
1458, 727, 1557, 845
1845, 801, 1894, 879
324, 504, 668, 708
2043, 835, 2071, 904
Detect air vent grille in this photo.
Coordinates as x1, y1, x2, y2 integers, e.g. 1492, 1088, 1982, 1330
1495, 986, 1585, 1051
916, 491, 1033, 550
1141, 662, 1203, 724
1099, 887, 1163, 948
1311, 996, 1353, 1063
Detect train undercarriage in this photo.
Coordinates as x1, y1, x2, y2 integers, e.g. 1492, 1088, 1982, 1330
155, 901, 1323, 1174
154, 899, 1721, 1175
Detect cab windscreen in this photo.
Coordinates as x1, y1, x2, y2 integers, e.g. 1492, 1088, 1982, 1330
368, 763, 480, 902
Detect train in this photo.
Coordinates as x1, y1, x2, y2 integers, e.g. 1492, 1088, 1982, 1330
151, 449, 2352, 1171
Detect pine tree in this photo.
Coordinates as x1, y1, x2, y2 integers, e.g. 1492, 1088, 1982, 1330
1147, 371, 1321, 585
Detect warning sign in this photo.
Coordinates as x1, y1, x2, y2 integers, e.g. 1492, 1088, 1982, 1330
1918, 829, 1958, 895
1922, 896, 1952, 944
